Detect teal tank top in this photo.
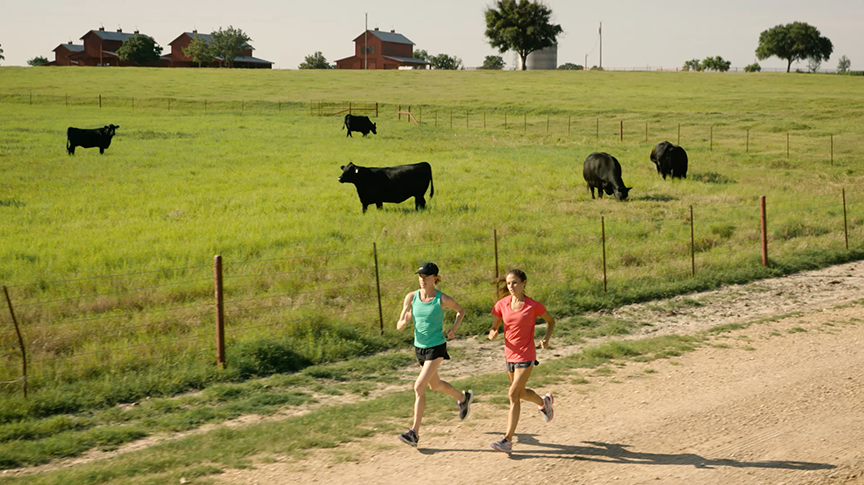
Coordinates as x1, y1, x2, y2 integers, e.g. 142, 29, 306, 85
412, 290, 445, 348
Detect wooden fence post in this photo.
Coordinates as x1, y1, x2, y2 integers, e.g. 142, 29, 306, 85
373, 243, 384, 335
842, 188, 849, 250
3, 286, 27, 398
504, 112, 507, 130
760, 196, 768, 267
214, 255, 226, 369
690, 205, 696, 277
831, 134, 834, 165
601, 216, 608, 293
419, 106, 422, 123
99, 94, 102, 108
709, 125, 713, 151
619, 120, 623, 142
398, 104, 401, 121
546, 114, 550, 134
376, 102, 379, 117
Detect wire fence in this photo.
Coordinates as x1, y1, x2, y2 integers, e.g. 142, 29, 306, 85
1, 190, 861, 396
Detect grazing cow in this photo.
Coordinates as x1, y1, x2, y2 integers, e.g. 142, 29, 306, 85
66, 124, 119, 155
582, 152, 632, 201
338, 162, 433, 213
342, 114, 377, 137
650, 141, 688, 179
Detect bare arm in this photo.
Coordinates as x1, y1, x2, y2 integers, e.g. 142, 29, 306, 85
440, 293, 465, 339
396, 292, 414, 331
488, 315, 503, 340
538, 311, 555, 349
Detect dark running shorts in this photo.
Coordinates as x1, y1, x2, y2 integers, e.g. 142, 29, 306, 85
415, 343, 450, 366
506, 360, 540, 373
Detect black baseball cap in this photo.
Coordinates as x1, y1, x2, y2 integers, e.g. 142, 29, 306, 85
415, 262, 439, 276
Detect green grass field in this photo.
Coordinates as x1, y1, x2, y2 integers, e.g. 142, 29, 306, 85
0, 67, 862, 474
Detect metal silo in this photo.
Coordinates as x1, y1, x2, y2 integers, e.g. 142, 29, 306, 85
516, 44, 558, 70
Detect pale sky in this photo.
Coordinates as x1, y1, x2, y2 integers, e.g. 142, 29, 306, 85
1, 0, 861, 71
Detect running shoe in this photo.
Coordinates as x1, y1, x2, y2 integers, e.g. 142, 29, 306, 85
490, 436, 512, 455
458, 390, 473, 420
540, 393, 554, 422
398, 428, 418, 447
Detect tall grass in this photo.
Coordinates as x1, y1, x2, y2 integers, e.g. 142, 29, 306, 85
0, 68, 862, 419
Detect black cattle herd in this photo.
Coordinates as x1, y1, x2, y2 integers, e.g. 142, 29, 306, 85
64, 115, 689, 212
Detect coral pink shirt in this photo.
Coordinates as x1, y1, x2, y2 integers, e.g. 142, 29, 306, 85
492, 296, 547, 363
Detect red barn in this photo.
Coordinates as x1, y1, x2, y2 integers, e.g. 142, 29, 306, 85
335, 28, 430, 70
49, 42, 84, 66
164, 31, 273, 68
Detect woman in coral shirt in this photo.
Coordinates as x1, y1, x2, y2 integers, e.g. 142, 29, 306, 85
488, 269, 556, 455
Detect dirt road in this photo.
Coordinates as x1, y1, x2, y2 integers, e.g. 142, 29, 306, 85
218, 263, 864, 485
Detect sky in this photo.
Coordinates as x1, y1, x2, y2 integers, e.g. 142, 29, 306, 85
1, 0, 862, 71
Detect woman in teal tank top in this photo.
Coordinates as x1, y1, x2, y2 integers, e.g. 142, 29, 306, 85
395, 262, 473, 448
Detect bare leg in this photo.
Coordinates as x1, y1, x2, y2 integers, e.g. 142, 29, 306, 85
504, 366, 544, 440
412, 358, 463, 433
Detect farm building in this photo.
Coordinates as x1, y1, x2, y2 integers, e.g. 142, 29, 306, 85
163, 31, 273, 68
45, 28, 272, 68
335, 28, 431, 70
49, 42, 84, 66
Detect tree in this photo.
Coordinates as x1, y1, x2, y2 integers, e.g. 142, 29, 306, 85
429, 53, 462, 70
557, 62, 582, 70
116, 34, 163, 66
210, 26, 251, 68
683, 59, 702, 72
182, 34, 215, 67
702, 56, 731, 72
837, 55, 851, 74
744, 62, 761, 73
484, 0, 563, 71
807, 56, 822, 73
28, 56, 49, 66
299, 51, 333, 69
0, 44, 5, 64
412, 49, 429, 69
482, 55, 505, 70
756, 22, 833, 73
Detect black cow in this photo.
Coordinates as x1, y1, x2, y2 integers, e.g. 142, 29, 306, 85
66, 124, 119, 155
650, 141, 688, 179
338, 162, 433, 213
342, 115, 377, 137
583, 152, 632, 201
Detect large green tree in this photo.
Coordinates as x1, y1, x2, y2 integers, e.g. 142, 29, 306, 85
298, 51, 333, 69
756, 22, 833, 73
430, 53, 462, 70
28, 56, 49, 66
210, 26, 251, 68
484, 0, 562, 71
116, 34, 163, 66
482, 55, 505, 70
182, 34, 215, 67
412, 49, 429, 69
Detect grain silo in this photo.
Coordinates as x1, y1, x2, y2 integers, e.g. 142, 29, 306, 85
515, 44, 558, 70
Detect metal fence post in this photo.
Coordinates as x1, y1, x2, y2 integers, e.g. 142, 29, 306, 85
842, 188, 849, 250
214, 255, 226, 369
760, 196, 768, 267
3, 286, 27, 398
690, 205, 696, 277
373, 243, 384, 335
601, 216, 608, 293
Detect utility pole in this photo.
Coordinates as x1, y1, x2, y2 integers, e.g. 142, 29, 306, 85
364, 13, 368, 70
585, 53, 587, 69
599, 22, 603, 70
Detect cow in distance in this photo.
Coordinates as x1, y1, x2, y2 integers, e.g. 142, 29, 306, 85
338, 162, 433, 213
583, 152, 632, 201
343, 114, 377, 137
67, 124, 119, 155
650, 141, 688, 179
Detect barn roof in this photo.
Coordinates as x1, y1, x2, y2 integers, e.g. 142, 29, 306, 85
83, 30, 139, 42
171, 32, 253, 50
354, 30, 415, 45
53, 43, 84, 52
231, 55, 273, 65
382, 55, 431, 65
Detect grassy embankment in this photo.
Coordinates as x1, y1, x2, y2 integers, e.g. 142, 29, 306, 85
0, 67, 862, 474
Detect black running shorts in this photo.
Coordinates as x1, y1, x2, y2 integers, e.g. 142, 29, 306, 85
415, 343, 450, 366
